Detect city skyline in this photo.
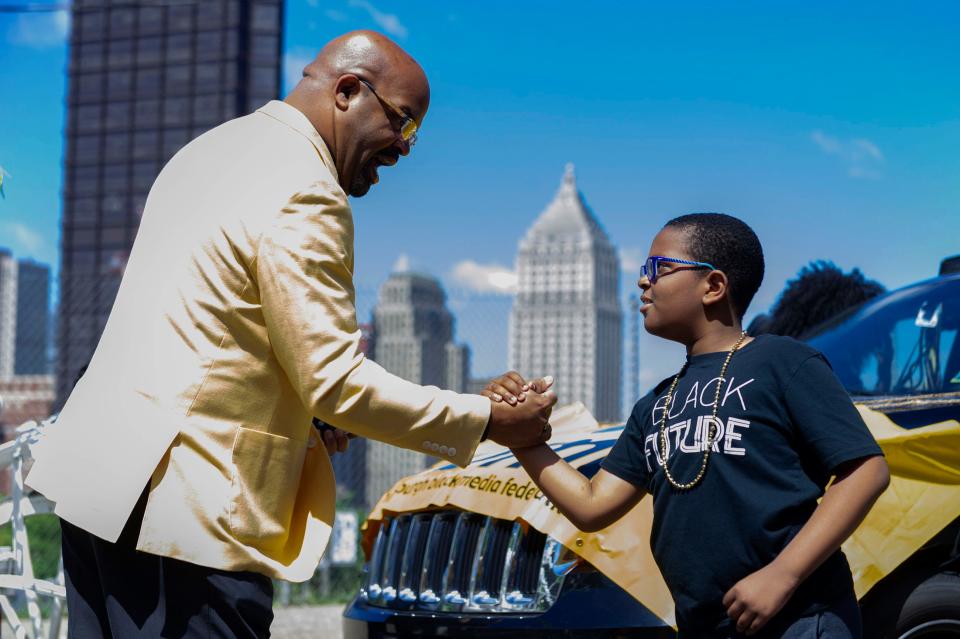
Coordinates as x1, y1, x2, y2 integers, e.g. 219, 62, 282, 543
343, 270, 473, 509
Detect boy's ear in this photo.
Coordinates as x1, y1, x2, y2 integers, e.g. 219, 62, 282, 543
701, 270, 730, 309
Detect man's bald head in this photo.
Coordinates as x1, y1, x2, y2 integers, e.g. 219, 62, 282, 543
302, 30, 427, 94
285, 31, 430, 197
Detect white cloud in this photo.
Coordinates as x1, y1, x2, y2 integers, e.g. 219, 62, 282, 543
283, 48, 314, 94
348, 0, 408, 39
450, 260, 517, 295
811, 130, 885, 179
393, 253, 410, 273
2, 222, 43, 253
325, 9, 349, 22
7, 10, 70, 49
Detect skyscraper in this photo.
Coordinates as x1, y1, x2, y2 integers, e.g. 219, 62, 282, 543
0, 250, 17, 378
15, 260, 51, 375
58, 0, 283, 404
509, 164, 623, 422
0, 251, 51, 378
353, 272, 470, 508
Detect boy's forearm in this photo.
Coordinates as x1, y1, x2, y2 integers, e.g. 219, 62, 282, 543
511, 444, 599, 529
770, 455, 890, 585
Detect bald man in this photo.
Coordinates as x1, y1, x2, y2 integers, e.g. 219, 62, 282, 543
27, 31, 556, 638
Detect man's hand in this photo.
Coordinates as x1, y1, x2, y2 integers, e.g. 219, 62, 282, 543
313, 418, 353, 456
482, 371, 557, 449
722, 563, 800, 635
321, 426, 352, 456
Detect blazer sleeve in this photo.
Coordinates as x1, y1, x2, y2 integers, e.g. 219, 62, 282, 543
256, 177, 490, 468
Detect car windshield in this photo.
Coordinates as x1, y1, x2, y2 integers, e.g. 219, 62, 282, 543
807, 276, 960, 397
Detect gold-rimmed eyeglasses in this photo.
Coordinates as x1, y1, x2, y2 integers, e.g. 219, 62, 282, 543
358, 78, 419, 147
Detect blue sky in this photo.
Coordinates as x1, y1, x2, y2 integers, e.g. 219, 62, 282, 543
2, 1, 959, 409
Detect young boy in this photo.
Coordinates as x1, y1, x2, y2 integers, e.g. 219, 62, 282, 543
485, 213, 889, 638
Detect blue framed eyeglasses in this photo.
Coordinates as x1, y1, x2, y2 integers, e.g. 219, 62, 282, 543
642, 256, 716, 284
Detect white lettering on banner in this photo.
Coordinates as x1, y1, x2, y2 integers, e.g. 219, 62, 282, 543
725, 417, 750, 456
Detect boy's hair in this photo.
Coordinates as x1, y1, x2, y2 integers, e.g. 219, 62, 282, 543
665, 213, 764, 319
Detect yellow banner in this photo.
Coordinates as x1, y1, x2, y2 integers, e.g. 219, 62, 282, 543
365, 402, 960, 629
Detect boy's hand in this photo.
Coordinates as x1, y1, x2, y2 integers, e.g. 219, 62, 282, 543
722, 563, 800, 635
481, 371, 555, 405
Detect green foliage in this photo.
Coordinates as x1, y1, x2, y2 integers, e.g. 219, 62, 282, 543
0, 514, 61, 579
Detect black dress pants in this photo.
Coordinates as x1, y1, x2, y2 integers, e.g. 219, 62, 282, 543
60, 487, 274, 638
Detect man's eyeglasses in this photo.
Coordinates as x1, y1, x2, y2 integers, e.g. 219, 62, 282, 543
642, 256, 716, 284
358, 78, 419, 147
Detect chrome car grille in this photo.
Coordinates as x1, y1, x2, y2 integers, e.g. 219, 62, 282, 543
361, 510, 574, 613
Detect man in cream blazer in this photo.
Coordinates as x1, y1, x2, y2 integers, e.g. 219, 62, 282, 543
27, 31, 556, 637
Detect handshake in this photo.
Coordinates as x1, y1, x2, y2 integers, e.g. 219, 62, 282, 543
319, 371, 556, 456
480, 372, 557, 449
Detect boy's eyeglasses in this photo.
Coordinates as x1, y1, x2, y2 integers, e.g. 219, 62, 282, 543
642, 256, 716, 284
358, 78, 419, 147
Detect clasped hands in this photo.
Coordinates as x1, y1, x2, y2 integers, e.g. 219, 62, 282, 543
480, 371, 557, 449
319, 370, 557, 456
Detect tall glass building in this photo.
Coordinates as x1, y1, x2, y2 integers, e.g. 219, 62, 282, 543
58, 0, 284, 404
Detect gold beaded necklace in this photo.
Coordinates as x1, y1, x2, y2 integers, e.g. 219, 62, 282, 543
658, 331, 748, 491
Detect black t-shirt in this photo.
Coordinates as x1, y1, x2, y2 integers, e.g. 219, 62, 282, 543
601, 334, 883, 633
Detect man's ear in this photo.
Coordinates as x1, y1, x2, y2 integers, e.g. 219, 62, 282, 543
702, 270, 729, 309
333, 74, 361, 112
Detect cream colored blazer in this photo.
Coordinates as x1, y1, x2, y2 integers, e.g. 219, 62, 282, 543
26, 101, 489, 581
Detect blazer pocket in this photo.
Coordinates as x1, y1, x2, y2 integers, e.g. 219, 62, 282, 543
229, 427, 307, 547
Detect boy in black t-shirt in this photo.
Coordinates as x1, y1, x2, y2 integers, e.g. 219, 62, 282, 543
484, 213, 889, 638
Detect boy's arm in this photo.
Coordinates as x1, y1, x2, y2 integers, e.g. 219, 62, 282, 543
512, 444, 647, 532
485, 372, 647, 532
723, 454, 890, 636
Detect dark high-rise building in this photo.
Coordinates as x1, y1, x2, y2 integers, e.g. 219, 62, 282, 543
14, 260, 51, 375
58, 0, 284, 404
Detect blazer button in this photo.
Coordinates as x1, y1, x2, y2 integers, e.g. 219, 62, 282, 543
448, 447, 457, 457
307, 438, 317, 449
439, 445, 449, 455
422, 440, 432, 450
